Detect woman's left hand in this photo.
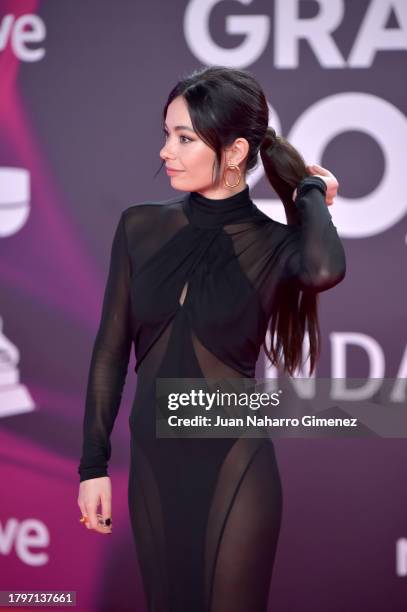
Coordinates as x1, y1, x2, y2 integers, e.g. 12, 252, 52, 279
293, 163, 339, 206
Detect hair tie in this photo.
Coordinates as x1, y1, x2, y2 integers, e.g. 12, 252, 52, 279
261, 127, 277, 155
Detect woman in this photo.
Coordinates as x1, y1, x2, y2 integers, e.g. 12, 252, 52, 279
77, 66, 346, 612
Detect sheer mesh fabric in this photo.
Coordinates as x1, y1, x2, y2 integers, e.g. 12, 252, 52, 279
78, 178, 346, 611
128, 306, 283, 612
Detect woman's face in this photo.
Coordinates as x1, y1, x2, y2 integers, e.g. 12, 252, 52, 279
159, 95, 248, 197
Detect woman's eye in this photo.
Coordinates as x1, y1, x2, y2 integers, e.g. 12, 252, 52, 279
162, 130, 191, 144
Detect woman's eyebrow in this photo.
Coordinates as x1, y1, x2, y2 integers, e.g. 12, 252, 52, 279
164, 123, 195, 132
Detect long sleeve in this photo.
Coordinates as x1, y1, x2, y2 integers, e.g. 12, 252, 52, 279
283, 176, 346, 292
78, 212, 133, 482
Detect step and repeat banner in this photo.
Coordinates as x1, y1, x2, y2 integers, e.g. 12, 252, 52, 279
1, 1, 406, 610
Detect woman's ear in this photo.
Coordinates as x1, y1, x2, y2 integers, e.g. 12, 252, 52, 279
226, 137, 249, 167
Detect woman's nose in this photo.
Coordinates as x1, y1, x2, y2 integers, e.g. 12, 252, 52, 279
160, 146, 174, 161
159, 144, 169, 158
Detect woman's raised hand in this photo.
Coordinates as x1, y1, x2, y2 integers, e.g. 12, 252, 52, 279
292, 163, 339, 206
77, 476, 113, 534
306, 163, 339, 206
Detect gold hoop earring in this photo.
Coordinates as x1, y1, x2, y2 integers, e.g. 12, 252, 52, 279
223, 164, 241, 188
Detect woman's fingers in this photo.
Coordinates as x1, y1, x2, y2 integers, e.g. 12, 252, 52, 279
78, 477, 112, 535
307, 163, 333, 177
85, 499, 101, 532
99, 493, 113, 533
78, 499, 91, 530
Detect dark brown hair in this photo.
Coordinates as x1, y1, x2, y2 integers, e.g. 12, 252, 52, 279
155, 65, 320, 375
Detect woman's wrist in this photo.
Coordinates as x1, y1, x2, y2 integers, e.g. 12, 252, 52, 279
293, 176, 327, 202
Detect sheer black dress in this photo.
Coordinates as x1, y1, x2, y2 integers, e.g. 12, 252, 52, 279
78, 176, 346, 612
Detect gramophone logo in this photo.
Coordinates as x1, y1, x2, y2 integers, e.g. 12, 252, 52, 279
0, 166, 35, 417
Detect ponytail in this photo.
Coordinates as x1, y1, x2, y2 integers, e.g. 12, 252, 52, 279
260, 127, 321, 376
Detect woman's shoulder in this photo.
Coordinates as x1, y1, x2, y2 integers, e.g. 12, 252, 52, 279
246, 205, 300, 239
124, 194, 184, 217
121, 194, 186, 232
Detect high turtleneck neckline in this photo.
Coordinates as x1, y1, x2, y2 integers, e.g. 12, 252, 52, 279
183, 185, 257, 228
